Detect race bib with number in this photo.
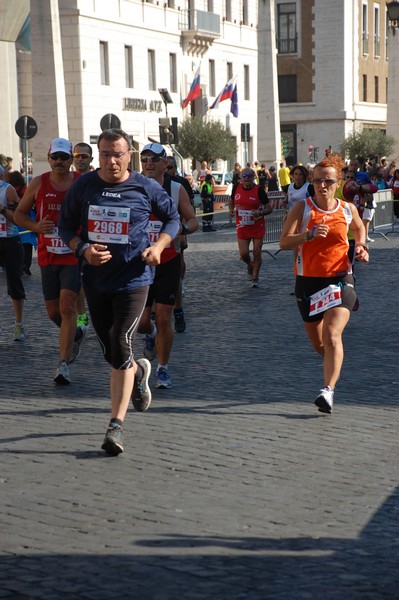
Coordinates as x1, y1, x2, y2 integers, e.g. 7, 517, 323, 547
146, 219, 171, 247
0, 215, 6, 238
237, 209, 255, 226
309, 284, 342, 316
88, 205, 130, 244
44, 227, 73, 254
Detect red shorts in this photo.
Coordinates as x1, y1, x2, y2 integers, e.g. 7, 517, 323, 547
236, 223, 265, 240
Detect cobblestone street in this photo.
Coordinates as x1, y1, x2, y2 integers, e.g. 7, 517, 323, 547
1, 221, 398, 599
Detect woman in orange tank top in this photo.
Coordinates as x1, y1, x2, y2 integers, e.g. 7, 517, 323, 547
280, 154, 369, 415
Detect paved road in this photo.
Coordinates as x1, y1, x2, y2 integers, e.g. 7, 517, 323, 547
1, 220, 399, 599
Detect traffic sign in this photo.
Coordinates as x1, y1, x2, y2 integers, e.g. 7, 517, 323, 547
100, 113, 121, 131
15, 115, 38, 140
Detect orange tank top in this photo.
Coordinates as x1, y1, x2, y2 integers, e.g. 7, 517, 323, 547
295, 197, 353, 277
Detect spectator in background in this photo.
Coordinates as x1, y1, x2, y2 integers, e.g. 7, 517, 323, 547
73, 142, 93, 175
388, 168, 399, 219
258, 163, 270, 191
278, 162, 291, 194
200, 173, 216, 232
287, 164, 314, 211
267, 165, 280, 192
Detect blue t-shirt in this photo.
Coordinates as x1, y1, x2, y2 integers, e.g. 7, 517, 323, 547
58, 170, 180, 292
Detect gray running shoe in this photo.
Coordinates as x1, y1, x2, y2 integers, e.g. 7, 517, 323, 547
14, 323, 26, 341
54, 361, 71, 385
101, 424, 124, 455
155, 367, 172, 389
250, 278, 259, 288
70, 325, 89, 364
132, 358, 152, 412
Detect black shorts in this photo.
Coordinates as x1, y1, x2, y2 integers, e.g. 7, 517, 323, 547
146, 254, 181, 307
0, 236, 25, 300
295, 274, 357, 323
40, 264, 81, 301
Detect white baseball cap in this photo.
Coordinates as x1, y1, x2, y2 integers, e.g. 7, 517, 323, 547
141, 143, 167, 158
48, 138, 73, 156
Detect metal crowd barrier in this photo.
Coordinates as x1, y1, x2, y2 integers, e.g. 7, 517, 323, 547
370, 189, 396, 239
263, 192, 287, 258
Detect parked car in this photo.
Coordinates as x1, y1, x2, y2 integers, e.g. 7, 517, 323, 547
212, 171, 233, 195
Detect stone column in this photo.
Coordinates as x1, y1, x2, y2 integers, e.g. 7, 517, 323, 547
30, 0, 69, 175
257, 0, 281, 167
386, 27, 399, 162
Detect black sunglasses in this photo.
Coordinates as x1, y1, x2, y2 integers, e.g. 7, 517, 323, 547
49, 152, 71, 161
141, 156, 163, 163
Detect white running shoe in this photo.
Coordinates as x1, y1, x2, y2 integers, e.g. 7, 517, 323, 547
14, 323, 26, 341
70, 325, 89, 364
314, 387, 334, 414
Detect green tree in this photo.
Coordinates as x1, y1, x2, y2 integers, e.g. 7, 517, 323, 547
340, 128, 395, 163
176, 117, 237, 165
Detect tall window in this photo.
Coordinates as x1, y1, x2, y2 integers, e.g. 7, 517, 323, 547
363, 74, 368, 101
278, 75, 297, 102
227, 62, 233, 81
242, 0, 248, 25
125, 46, 133, 88
225, 0, 232, 21
374, 5, 380, 56
244, 64, 250, 100
375, 76, 379, 102
362, 3, 369, 54
209, 59, 216, 96
100, 41, 109, 85
169, 53, 177, 93
148, 49, 156, 90
277, 3, 297, 53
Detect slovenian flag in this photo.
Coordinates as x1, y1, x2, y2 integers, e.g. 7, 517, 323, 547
182, 64, 201, 109
209, 78, 236, 110
230, 84, 238, 117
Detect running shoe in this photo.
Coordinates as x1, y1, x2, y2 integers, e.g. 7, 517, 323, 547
54, 361, 71, 385
174, 309, 186, 333
366, 236, 375, 243
70, 325, 89, 364
314, 387, 334, 414
76, 313, 89, 328
155, 367, 172, 389
250, 278, 259, 288
14, 323, 26, 341
143, 332, 156, 361
101, 424, 124, 456
132, 358, 152, 412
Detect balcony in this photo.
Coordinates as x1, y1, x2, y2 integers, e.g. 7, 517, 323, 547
277, 36, 297, 54
179, 9, 221, 55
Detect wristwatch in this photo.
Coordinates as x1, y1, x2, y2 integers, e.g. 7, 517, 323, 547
182, 224, 190, 235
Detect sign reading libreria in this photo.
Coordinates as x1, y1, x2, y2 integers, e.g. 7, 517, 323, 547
122, 98, 163, 113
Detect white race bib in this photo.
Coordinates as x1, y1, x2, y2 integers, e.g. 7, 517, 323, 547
237, 209, 254, 226
44, 227, 73, 254
88, 205, 130, 244
309, 284, 342, 316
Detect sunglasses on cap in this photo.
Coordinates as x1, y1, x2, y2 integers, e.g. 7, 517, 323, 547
141, 156, 163, 163
49, 152, 71, 161
73, 153, 91, 159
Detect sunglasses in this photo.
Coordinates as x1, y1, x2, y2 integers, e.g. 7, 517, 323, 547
49, 153, 71, 161
346, 176, 355, 180
166, 166, 174, 170
313, 178, 338, 186
141, 156, 163, 163
73, 153, 91, 159
241, 173, 254, 179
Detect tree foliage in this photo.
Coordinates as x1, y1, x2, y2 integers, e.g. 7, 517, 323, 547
340, 129, 394, 162
176, 117, 237, 164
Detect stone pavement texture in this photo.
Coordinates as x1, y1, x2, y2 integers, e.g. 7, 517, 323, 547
1, 217, 399, 600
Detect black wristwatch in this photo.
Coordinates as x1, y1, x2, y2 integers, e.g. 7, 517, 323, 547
182, 224, 190, 235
